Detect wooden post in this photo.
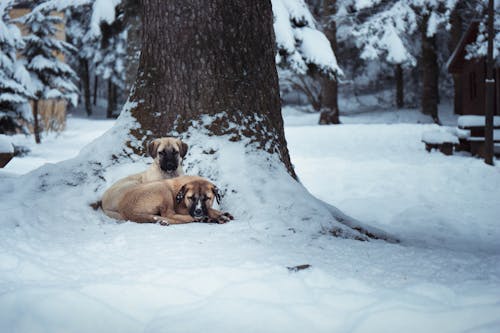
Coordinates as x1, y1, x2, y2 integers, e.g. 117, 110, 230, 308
485, 0, 495, 165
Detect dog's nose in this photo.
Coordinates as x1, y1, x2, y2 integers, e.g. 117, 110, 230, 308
194, 208, 203, 216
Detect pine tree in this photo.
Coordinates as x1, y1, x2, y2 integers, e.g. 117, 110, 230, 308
0, 0, 33, 135
19, 3, 79, 143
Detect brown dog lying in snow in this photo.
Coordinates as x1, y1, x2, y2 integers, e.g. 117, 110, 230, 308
109, 175, 233, 225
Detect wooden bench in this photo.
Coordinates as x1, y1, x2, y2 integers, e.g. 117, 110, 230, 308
421, 130, 459, 155
457, 116, 500, 157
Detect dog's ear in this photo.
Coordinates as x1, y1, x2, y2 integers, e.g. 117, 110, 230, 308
148, 139, 160, 158
212, 186, 221, 205
179, 141, 188, 158
176, 185, 187, 204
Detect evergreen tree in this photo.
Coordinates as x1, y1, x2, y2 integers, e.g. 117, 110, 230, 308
19, 3, 79, 143
0, 0, 32, 135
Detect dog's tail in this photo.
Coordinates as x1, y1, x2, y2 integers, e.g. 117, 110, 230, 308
90, 200, 102, 210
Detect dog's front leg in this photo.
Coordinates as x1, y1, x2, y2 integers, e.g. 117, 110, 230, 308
159, 208, 197, 225
207, 208, 234, 224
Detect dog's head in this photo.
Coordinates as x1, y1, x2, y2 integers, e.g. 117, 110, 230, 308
175, 179, 221, 219
148, 137, 188, 173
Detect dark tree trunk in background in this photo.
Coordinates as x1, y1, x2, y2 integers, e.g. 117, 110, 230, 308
129, 0, 296, 178
395, 64, 404, 108
449, 3, 464, 115
421, 14, 440, 124
124, 0, 142, 96
107, 80, 117, 118
33, 99, 41, 144
93, 75, 98, 106
81, 58, 92, 116
319, 0, 340, 125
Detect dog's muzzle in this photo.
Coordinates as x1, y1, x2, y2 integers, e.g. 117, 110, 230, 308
160, 157, 177, 172
190, 199, 207, 219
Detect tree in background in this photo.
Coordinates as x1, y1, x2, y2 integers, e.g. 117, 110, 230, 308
273, 0, 343, 122
18, 4, 79, 143
351, 1, 417, 109
0, 0, 33, 135
319, 0, 341, 124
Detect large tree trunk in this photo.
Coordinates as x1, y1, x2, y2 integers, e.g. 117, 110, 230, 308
421, 15, 440, 124
129, 0, 296, 178
81, 58, 92, 116
319, 0, 340, 125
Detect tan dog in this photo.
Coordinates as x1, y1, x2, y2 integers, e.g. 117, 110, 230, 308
101, 137, 188, 219
113, 176, 233, 225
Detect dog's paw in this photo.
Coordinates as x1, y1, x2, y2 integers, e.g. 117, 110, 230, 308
214, 213, 232, 224
154, 216, 170, 226
222, 212, 234, 220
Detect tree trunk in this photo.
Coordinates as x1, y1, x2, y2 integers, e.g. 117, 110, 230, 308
421, 15, 440, 124
33, 100, 41, 144
395, 64, 404, 108
319, 0, 340, 125
93, 75, 99, 106
107, 80, 116, 119
449, 3, 463, 115
81, 58, 92, 116
129, 0, 296, 178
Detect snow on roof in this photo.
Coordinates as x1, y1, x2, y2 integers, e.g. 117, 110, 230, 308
0, 135, 14, 153
421, 130, 459, 144
457, 115, 500, 128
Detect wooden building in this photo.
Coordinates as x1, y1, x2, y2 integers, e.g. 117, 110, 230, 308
447, 21, 500, 116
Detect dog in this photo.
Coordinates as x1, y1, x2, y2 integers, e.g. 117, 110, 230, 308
101, 137, 188, 219
111, 175, 234, 225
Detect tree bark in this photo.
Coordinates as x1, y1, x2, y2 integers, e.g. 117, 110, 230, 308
319, 0, 340, 125
421, 14, 440, 124
395, 64, 404, 108
107, 80, 116, 119
449, 2, 463, 115
81, 58, 92, 116
93, 75, 99, 106
129, 0, 296, 178
33, 99, 41, 144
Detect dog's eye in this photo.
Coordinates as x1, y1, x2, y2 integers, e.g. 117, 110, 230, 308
173, 150, 179, 155
187, 196, 194, 201
158, 151, 165, 155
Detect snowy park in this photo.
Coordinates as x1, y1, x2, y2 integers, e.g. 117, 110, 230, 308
1, 0, 500, 332
1, 105, 500, 333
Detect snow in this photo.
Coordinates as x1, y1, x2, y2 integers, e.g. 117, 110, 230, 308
421, 129, 459, 144
458, 115, 500, 128
0, 134, 13, 153
0, 105, 499, 332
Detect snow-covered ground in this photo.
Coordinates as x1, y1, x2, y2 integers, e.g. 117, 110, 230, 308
0, 105, 499, 333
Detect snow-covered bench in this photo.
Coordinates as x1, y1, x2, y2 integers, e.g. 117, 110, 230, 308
0, 135, 14, 168
457, 116, 500, 157
421, 129, 459, 155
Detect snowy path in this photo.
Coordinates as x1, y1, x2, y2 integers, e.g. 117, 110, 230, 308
0, 114, 499, 332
